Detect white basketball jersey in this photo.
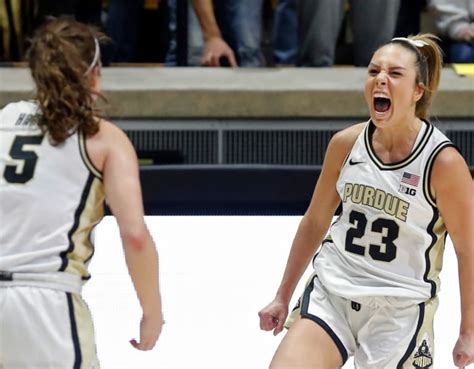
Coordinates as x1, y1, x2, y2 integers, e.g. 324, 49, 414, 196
314, 120, 454, 304
0, 101, 105, 280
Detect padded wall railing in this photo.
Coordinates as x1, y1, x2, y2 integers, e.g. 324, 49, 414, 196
116, 119, 474, 215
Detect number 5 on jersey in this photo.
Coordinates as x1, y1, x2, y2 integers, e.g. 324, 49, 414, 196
3, 135, 44, 184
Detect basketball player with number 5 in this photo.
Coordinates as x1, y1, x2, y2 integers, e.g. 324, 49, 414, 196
0, 17, 163, 368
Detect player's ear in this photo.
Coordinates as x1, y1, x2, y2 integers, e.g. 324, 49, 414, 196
413, 82, 424, 103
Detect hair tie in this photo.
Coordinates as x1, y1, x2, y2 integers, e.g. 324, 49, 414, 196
84, 37, 101, 76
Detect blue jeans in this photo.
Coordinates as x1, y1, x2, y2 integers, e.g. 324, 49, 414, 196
214, 0, 264, 67
165, 0, 177, 65
165, 0, 204, 66
272, 0, 298, 65
450, 42, 474, 63
166, 0, 264, 66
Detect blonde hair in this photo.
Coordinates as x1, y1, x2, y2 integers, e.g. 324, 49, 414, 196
388, 34, 443, 120
26, 17, 104, 144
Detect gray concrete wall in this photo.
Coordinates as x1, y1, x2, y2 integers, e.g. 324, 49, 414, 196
1, 67, 473, 118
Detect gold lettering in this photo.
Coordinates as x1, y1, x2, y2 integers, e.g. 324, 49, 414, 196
362, 186, 375, 207
396, 200, 409, 222
352, 184, 363, 204
345, 183, 409, 222
374, 189, 385, 210
384, 194, 399, 216
343, 183, 353, 202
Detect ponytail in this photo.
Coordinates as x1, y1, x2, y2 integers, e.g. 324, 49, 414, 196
389, 34, 443, 120
26, 17, 104, 144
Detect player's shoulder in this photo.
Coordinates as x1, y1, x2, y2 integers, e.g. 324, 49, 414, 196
93, 119, 136, 155
432, 145, 466, 170
328, 121, 367, 155
95, 119, 129, 142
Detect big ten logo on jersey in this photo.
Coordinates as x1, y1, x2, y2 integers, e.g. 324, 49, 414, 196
412, 336, 433, 369
15, 113, 39, 128
399, 184, 417, 196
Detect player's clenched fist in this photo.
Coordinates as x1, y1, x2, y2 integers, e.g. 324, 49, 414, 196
258, 298, 288, 336
453, 333, 474, 368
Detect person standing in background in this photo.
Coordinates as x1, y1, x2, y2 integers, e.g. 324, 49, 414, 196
272, 0, 298, 66
430, 0, 474, 63
297, 0, 401, 66
166, 0, 264, 67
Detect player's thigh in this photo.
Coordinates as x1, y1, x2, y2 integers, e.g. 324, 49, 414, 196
1, 286, 98, 369
270, 316, 343, 369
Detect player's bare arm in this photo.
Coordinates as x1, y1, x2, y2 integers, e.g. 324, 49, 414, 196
89, 120, 164, 350
258, 123, 364, 335
431, 146, 474, 367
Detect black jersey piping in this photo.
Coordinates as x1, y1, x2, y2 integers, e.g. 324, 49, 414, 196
364, 119, 433, 171
66, 293, 82, 369
396, 302, 425, 368
421, 141, 455, 298
300, 275, 349, 364
59, 173, 94, 271
78, 131, 102, 180
423, 209, 442, 298
422, 141, 457, 208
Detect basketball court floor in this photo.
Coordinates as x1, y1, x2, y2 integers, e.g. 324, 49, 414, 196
84, 216, 463, 368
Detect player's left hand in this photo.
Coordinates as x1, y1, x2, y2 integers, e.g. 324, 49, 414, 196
453, 333, 474, 368
130, 312, 164, 351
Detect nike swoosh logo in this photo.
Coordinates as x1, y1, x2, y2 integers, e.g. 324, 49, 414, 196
349, 159, 364, 165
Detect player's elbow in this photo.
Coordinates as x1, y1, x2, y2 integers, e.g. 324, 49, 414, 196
121, 226, 151, 252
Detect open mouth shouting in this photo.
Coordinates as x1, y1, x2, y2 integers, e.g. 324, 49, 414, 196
373, 95, 392, 119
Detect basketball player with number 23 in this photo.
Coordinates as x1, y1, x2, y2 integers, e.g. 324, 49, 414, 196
259, 34, 473, 369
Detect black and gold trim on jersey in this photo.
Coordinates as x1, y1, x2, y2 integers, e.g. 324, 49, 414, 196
422, 141, 456, 208
424, 209, 447, 298
67, 293, 82, 369
67, 292, 99, 369
397, 297, 438, 369
364, 120, 434, 171
420, 141, 454, 297
78, 131, 102, 180
60, 173, 105, 279
300, 275, 349, 365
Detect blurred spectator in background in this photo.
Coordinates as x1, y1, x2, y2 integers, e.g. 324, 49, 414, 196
35, 0, 102, 27
1, 0, 37, 62
0, 0, 102, 62
213, 0, 265, 66
394, 0, 427, 38
272, 0, 297, 66
166, 0, 264, 67
191, 0, 237, 66
430, 0, 474, 63
298, 0, 401, 66
106, 0, 142, 62
105, 0, 169, 63
0, 0, 19, 61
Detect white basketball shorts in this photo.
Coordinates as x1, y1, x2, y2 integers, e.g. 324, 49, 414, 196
287, 274, 438, 369
0, 285, 99, 369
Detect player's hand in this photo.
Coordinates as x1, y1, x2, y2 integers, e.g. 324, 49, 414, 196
453, 333, 474, 368
453, 23, 474, 43
130, 312, 164, 351
201, 36, 237, 67
258, 298, 288, 336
